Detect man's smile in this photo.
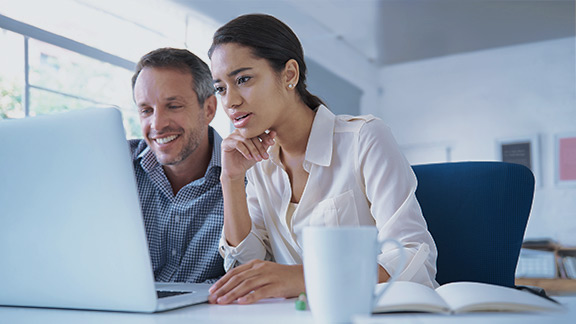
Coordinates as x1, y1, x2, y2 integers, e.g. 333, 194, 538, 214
153, 134, 179, 145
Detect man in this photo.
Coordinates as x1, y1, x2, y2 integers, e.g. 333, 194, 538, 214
130, 48, 224, 283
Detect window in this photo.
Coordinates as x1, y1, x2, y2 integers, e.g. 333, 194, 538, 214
0, 10, 231, 139
0, 25, 141, 138
26, 38, 141, 138
0, 28, 24, 119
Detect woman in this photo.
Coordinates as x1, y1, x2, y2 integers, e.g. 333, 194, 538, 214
208, 14, 438, 305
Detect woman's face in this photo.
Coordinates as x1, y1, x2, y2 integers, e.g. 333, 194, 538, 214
211, 43, 287, 138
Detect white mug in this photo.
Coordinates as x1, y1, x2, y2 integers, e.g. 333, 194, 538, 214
302, 226, 405, 324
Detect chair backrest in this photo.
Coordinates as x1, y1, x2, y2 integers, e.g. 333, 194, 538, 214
412, 161, 534, 287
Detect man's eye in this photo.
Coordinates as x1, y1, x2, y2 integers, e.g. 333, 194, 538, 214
169, 105, 183, 109
139, 108, 152, 115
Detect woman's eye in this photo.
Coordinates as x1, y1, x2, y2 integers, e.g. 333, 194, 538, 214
237, 76, 251, 85
214, 86, 225, 94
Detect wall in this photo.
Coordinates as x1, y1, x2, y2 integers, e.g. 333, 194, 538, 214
307, 58, 363, 116
369, 37, 576, 245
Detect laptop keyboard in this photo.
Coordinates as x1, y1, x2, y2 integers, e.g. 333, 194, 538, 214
156, 290, 191, 299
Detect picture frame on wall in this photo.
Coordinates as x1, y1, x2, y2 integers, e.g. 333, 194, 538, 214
555, 132, 576, 187
496, 135, 541, 187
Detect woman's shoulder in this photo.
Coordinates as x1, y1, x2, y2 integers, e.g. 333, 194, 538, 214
334, 113, 390, 135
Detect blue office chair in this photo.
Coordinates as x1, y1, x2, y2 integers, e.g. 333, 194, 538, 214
412, 161, 534, 288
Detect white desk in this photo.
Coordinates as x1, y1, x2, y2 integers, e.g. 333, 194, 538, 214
1, 295, 575, 324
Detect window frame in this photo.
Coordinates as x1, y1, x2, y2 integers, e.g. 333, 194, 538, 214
0, 14, 135, 117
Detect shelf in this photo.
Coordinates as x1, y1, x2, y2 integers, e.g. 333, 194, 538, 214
516, 278, 576, 295
520, 240, 576, 279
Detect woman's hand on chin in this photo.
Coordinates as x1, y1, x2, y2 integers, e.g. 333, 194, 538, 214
208, 260, 305, 305
220, 130, 276, 181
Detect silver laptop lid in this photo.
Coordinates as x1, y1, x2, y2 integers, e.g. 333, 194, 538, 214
0, 108, 158, 312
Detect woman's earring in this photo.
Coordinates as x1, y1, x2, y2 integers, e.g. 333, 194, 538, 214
288, 84, 294, 89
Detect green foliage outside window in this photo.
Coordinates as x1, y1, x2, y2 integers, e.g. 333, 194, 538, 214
0, 76, 23, 119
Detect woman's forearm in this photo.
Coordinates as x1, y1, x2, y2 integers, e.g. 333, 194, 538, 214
221, 175, 253, 246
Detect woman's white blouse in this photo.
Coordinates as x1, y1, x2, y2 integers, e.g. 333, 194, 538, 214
219, 105, 439, 288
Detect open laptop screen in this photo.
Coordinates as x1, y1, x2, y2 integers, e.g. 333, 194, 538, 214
0, 108, 162, 312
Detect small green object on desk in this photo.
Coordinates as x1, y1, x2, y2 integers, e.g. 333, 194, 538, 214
295, 293, 307, 311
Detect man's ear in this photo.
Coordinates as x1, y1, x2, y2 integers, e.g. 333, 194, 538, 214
283, 59, 300, 89
203, 95, 217, 124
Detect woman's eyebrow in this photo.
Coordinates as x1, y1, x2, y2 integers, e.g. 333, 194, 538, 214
213, 67, 253, 83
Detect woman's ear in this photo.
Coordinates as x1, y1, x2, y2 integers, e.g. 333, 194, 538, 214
283, 59, 300, 90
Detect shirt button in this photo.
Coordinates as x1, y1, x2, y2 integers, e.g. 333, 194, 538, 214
172, 249, 177, 257
175, 215, 180, 223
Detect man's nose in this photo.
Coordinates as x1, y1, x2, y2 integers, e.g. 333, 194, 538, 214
150, 109, 169, 131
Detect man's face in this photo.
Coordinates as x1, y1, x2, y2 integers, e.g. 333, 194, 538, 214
133, 67, 210, 167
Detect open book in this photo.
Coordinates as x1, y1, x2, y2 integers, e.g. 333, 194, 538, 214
374, 281, 564, 314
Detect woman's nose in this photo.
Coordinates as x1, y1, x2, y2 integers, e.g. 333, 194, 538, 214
222, 87, 242, 109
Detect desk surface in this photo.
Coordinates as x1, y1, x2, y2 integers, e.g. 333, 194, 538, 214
2, 295, 575, 324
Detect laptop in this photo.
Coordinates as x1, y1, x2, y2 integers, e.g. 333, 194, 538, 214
0, 108, 211, 312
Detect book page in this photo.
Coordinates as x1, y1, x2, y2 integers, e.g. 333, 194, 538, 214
373, 281, 451, 313
435, 281, 564, 313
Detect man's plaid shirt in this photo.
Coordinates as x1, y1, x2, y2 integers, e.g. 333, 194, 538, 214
129, 127, 224, 283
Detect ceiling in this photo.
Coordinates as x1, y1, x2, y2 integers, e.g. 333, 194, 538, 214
174, 0, 575, 67
6, 0, 569, 88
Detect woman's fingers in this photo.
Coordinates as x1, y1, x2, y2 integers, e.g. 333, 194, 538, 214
208, 269, 233, 295
257, 130, 276, 147
221, 133, 252, 160
236, 284, 278, 304
216, 274, 266, 304
223, 130, 274, 162
245, 131, 276, 161
208, 261, 305, 305
249, 137, 269, 160
208, 261, 260, 303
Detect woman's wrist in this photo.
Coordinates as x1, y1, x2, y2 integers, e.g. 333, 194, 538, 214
220, 171, 246, 184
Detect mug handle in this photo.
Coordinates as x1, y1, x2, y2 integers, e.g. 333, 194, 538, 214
372, 238, 406, 308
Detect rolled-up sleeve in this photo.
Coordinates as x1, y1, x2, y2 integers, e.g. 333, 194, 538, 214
358, 119, 438, 288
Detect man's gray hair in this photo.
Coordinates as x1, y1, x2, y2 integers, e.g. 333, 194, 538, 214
132, 48, 214, 106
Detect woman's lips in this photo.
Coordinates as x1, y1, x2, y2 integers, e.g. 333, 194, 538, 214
232, 112, 253, 128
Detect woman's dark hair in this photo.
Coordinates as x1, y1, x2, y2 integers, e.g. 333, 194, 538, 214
208, 14, 324, 110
